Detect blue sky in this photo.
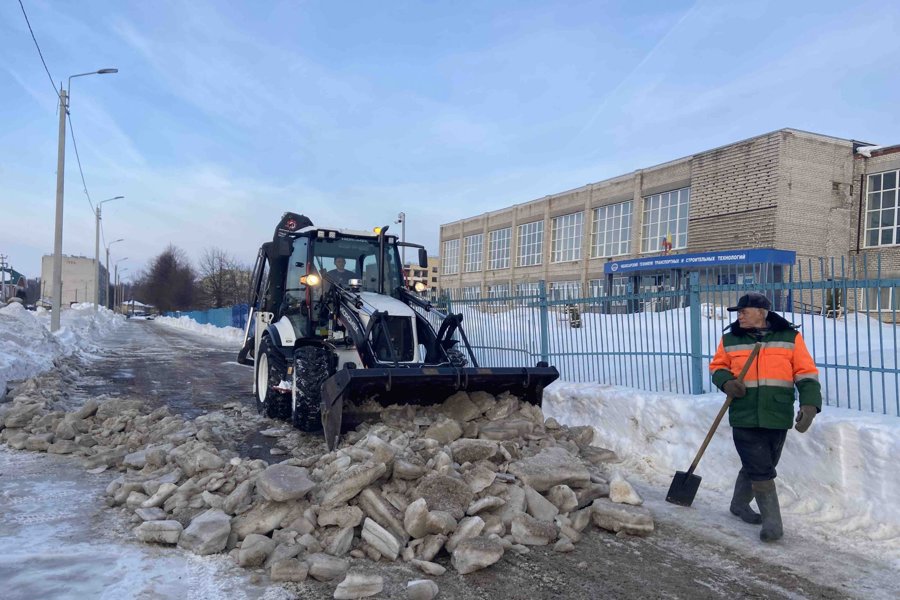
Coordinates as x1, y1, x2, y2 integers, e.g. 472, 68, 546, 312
2, 0, 899, 279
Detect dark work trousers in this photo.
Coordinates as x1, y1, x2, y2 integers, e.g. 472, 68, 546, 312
732, 427, 788, 482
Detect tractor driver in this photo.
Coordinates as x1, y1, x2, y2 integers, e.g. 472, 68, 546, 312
326, 257, 356, 289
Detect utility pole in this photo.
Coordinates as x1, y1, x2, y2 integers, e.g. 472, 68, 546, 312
49, 68, 118, 330
0, 254, 7, 302
94, 196, 124, 310
50, 87, 68, 332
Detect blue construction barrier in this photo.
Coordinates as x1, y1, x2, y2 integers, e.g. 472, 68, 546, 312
166, 303, 249, 330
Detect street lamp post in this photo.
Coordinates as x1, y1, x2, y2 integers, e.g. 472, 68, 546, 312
105, 239, 124, 308
94, 195, 124, 310
50, 68, 118, 331
115, 267, 129, 312
395, 211, 406, 262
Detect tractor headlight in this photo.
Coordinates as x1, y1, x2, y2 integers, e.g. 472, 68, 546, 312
302, 274, 321, 286
414, 282, 427, 292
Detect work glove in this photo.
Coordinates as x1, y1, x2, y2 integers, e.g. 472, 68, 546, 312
795, 405, 817, 433
722, 379, 747, 398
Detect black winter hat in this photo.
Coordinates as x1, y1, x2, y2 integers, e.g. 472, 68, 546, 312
727, 292, 772, 311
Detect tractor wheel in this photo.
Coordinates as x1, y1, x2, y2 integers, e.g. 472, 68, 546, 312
255, 336, 291, 419
292, 345, 333, 432
446, 345, 468, 367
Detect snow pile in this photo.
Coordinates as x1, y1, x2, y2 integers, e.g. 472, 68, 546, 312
544, 382, 900, 565
155, 315, 245, 344
0, 303, 124, 396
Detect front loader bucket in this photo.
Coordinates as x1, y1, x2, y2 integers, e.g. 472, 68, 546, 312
320, 365, 559, 450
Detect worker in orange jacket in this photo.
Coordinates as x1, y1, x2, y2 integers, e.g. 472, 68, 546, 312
710, 292, 822, 542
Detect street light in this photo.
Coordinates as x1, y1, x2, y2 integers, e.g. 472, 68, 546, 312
50, 67, 118, 331
115, 267, 129, 312
395, 212, 406, 264
105, 238, 124, 309
94, 195, 125, 310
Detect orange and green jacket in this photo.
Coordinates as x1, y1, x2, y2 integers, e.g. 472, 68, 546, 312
710, 312, 822, 429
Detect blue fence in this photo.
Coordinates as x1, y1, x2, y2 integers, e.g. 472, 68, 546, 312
436, 256, 900, 417
166, 304, 249, 329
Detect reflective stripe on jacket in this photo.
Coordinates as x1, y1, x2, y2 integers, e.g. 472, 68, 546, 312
709, 313, 822, 429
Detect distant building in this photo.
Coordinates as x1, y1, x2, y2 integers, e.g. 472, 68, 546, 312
40, 255, 108, 307
403, 256, 440, 299
438, 128, 900, 311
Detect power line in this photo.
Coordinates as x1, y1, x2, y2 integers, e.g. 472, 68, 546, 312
17, 0, 60, 100
67, 115, 96, 215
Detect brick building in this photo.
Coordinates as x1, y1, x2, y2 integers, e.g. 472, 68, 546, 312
438, 128, 900, 307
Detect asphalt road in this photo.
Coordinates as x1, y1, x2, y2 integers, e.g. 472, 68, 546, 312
57, 319, 878, 599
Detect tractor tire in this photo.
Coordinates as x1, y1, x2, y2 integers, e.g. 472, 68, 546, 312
255, 336, 291, 419
292, 345, 333, 432
446, 345, 468, 367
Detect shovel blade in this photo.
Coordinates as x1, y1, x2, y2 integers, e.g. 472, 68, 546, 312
666, 470, 702, 507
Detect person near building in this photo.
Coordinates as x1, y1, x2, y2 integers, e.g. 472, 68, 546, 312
709, 292, 822, 542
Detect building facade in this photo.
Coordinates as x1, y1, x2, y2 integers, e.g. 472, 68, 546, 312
403, 256, 440, 299
438, 128, 900, 306
40, 255, 108, 307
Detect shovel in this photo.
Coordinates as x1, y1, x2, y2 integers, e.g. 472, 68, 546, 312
666, 342, 761, 507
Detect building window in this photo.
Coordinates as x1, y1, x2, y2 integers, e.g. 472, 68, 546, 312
431, 277, 437, 283
515, 281, 540, 304
461, 286, 481, 300
442, 239, 460, 275
488, 283, 510, 298
641, 187, 690, 253
551, 212, 583, 263
517, 221, 544, 267
865, 170, 899, 247
591, 201, 632, 258
549, 280, 580, 301
590, 276, 629, 306
463, 234, 484, 272
866, 286, 900, 311
488, 227, 511, 270
432, 267, 438, 273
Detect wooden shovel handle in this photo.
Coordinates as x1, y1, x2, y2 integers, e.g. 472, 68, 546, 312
686, 342, 761, 476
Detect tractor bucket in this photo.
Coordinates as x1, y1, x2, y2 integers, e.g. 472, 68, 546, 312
320, 365, 559, 450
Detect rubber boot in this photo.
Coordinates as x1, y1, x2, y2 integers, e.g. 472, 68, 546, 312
729, 472, 762, 524
752, 479, 783, 542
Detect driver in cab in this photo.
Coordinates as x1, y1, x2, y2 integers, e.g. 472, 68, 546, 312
326, 257, 356, 289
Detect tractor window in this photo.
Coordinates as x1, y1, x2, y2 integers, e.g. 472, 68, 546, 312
284, 237, 311, 310
312, 235, 403, 295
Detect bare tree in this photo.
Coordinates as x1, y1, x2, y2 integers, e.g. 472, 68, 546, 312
197, 247, 253, 308
138, 245, 197, 313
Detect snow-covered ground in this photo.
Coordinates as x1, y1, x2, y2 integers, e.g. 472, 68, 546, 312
2, 303, 899, 595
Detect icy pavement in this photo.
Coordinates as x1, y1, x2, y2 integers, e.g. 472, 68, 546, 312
0, 446, 285, 600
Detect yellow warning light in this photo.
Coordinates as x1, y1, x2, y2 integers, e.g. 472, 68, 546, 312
373, 226, 382, 234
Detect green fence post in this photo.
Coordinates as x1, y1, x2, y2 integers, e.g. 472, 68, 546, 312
689, 271, 703, 394
539, 280, 550, 364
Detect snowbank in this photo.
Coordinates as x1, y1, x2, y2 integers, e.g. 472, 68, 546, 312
544, 382, 900, 565
0, 303, 124, 396
154, 315, 245, 344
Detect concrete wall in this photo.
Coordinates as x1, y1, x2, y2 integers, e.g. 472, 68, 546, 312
688, 131, 781, 252
774, 130, 855, 268
40, 255, 106, 306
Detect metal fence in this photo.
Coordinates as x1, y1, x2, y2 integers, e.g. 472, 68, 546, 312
163, 256, 900, 417
166, 304, 249, 329
436, 256, 900, 417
